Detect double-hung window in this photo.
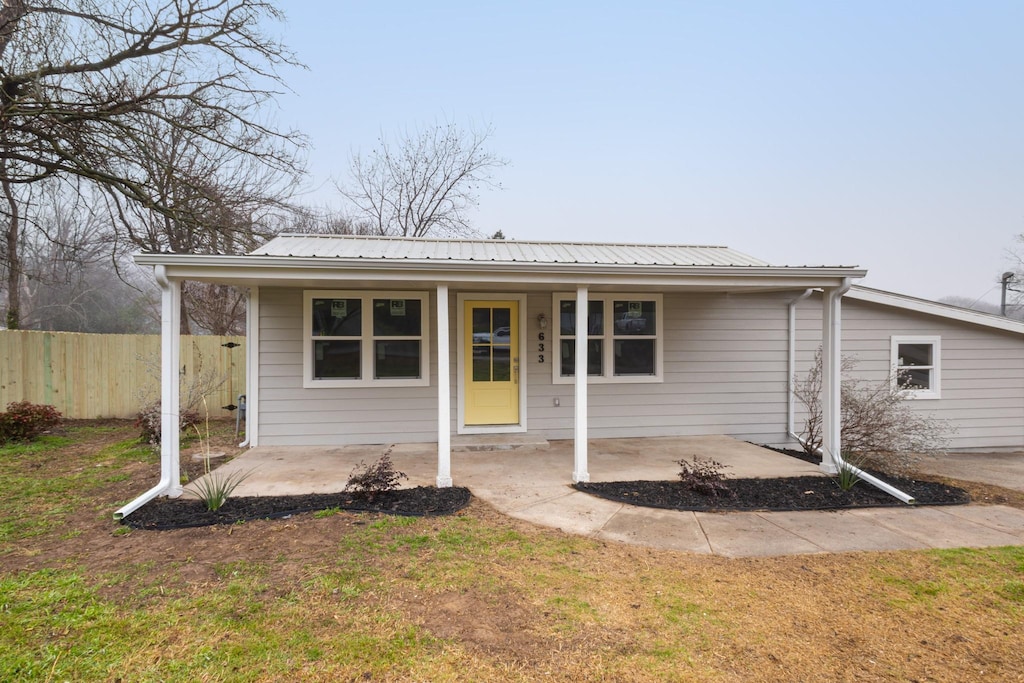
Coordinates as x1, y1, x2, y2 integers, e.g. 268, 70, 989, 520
890, 335, 940, 399
304, 290, 429, 388
553, 293, 662, 384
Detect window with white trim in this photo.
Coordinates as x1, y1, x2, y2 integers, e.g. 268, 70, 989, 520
304, 290, 429, 388
890, 335, 940, 399
552, 293, 662, 384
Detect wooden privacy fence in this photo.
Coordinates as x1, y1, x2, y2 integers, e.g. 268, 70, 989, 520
0, 331, 246, 419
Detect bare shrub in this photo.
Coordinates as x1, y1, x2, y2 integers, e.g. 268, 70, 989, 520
135, 349, 227, 446
676, 456, 734, 498
793, 348, 952, 474
344, 449, 408, 498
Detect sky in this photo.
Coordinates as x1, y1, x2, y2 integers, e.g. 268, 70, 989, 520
269, 1, 1023, 306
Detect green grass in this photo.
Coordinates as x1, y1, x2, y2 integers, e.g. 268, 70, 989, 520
0, 426, 151, 551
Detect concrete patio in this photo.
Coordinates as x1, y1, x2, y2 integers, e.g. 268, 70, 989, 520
192, 436, 1024, 558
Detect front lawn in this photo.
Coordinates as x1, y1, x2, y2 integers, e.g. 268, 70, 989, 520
2, 422, 1023, 681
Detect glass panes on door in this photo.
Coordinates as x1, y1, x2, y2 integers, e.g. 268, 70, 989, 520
472, 306, 512, 382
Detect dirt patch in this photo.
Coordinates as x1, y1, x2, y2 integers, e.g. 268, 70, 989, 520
401, 589, 549, 658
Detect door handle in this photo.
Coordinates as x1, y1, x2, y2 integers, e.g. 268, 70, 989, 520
513, 357, 519, 384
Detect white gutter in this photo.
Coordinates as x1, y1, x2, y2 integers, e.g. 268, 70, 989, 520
802, 279, 915, 505
134, 251, 867, 280
114, 266, 183, 520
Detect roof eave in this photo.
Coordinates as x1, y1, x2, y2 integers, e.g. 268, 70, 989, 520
848, 286, 1024, 335
134, 252, 865, 281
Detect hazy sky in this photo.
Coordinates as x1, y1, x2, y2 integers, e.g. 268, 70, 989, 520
272, 1, 1023, 306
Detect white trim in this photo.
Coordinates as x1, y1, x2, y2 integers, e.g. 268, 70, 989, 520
850, 286, 1024, 335
455, 292, 528, 435
891, 335, 942, 400
302, 289, 430, 389
436, 285, 452, 487
820, 279, 853, 474
573, 286, 590, 483
550, 292, 664, 384
245, 287, 260, 447
135, 253, 866, 291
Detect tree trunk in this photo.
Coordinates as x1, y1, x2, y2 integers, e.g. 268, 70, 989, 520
3, 176, 20, 329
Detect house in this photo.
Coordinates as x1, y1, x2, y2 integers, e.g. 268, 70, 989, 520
115, 235, 1024, 517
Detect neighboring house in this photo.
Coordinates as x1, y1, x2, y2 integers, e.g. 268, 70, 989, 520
796, 287, 1024, 452
116, 235, 1024, 517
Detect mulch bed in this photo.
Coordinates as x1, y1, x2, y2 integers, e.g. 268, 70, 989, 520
123, 486, 472, 530
574, 475, 970, 512
124, 448, 972, 529
575, 446, 970, 512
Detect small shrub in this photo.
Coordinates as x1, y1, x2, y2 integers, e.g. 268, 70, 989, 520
187, 402, 251, 511
135, 404, 201, 445
834, 452, 864, 491
345, 449, 407, 498
677, 456, 733, 498
190, 469, 252, 511
0, 401, 62, 445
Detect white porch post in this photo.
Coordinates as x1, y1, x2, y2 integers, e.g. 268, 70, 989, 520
436, 284, 453, 487
573, 286, 590, 483
240, 286, 259, 447
820, 279, 851, 474
158, 267, 183, 497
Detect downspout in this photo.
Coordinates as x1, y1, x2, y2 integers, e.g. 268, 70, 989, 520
114, 266, 183, 520
818, 278, 916, 505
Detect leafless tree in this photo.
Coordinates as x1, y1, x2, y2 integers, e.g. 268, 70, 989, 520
288, 204, 373, 236
1006, 234, 1024, 317
6, 179, 157, 332
338, 122, 508, 238
0, 0, 306, 328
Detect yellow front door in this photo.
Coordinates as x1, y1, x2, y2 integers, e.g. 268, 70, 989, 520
465, 300, 519, 425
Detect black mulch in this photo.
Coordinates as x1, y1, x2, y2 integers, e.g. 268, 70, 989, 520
123, 486, 472, 530
574, 475, 970, 512
576, 445, 971, 512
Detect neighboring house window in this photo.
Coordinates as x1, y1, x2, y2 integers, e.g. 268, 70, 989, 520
552, 293, 662, 384
304, 290, 429, 388
890, 336, 940, 399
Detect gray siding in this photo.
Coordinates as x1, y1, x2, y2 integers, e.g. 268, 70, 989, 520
258, 288, 800, 447
795, 296, 1024, 451
257, 285, 1022, 451
257, 288, 440, 446
527, 292, 792, 444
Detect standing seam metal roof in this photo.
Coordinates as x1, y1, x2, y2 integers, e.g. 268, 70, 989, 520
250, 234, 778, 267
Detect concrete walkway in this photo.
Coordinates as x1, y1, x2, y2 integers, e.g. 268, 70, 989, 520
203, 436, 1024, 558
914, 451, 1024, 492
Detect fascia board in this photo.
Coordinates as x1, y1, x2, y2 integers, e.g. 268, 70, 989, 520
134, 253, 865, 286
848, 286, 1024, 335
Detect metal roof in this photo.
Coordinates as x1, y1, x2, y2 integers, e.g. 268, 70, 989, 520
250, 234, 777, 268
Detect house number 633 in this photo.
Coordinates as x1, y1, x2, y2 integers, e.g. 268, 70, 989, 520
537, 332, 545, 363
